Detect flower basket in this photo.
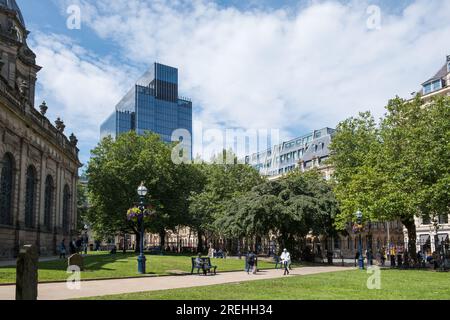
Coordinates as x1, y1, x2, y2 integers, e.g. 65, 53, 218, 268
126, 206, 155, 222
352, 224, 363, 234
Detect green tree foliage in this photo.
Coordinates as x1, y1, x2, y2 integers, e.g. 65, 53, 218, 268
85, 131, 202, 251
76, 181, 89, 233
218, 170, 339, 258
188, 151, 263, 252
329, 96, 450, 260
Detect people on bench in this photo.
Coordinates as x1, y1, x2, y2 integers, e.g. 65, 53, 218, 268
191, 255, 217, 275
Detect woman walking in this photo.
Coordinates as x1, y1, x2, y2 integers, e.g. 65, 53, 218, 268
281, 249, 291, 275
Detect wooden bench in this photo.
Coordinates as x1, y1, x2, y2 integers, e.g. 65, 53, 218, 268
191, 257, 217, 275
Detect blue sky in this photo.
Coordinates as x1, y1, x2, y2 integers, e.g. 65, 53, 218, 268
17, 0, 450, 167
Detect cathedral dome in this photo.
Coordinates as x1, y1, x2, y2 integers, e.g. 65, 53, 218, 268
0, 0, 25, 28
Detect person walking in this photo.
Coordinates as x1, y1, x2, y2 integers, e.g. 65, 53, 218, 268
82, 233, 89, 255
281, 249, 291, 275
246, 251, 256, 275
59, 239, 67, 259
381, 247, 386, 267
69, 238, 77, 255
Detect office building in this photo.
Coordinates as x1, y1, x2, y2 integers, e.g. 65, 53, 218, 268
245, 127, 336, 180
100, 63, 193, 157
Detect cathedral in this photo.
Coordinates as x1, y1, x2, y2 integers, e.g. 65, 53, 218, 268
0, 0, 81, 258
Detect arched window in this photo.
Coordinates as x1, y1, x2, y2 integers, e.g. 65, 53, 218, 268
25, 166, 37, 228
62, 185, 71, 234
44, 176, 54, 230
0, 154, 14, 225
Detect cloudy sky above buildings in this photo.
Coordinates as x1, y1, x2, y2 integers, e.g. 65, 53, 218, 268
19, 0, 450, 166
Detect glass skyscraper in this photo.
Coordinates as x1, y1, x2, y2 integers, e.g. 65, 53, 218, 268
100, 63, 193, 157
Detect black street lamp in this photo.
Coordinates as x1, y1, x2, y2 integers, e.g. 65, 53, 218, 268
356, 210, 365, 270
433, 217, 448, 272
137, 182, 148, 274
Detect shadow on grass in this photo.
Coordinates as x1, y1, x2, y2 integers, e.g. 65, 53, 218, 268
35, 253, 139, 273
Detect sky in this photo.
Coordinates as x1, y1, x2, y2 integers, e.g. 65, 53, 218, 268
17, 0, 450, 167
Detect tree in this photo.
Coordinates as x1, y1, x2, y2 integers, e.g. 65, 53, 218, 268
188, 150, 263, 252
218, 169, 339, 259
329, 96, 450, 262
85, 131, 198, 252
76, 181, 89, 233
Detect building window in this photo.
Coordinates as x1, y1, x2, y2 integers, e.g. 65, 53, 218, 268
63, 185, 71, 234
0, 153, 14, 225
438, 214, 448, 224
423, 80, 443, 94
423, 82, 432, 94
334, 237, 340, 249
422, 215, 431, 225
44, 176, 54, 230
25, 166, 37, 228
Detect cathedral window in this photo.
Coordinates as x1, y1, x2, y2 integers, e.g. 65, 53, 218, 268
0, 153, 14, 225
25, 166, 36, 228
44, 175, 54, 230
62, 185, 71, 234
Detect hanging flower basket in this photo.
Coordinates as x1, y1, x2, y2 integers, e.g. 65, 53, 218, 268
126, 206, 156, 222
352, 224, 364, 234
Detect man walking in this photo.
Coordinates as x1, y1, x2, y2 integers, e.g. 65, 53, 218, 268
247, 251, 256, 275
281, 249, 291, 275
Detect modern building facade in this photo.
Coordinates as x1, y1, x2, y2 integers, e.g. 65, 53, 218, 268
0, 1, 81, 258
100, 63, 193, 158
245, 127, 336, 180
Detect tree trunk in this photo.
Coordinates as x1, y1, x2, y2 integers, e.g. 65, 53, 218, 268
159, 229, 166, 251
135, 232, 140, 253
197, 230, 204, 253
122, 232, 127, 254
402, 218, 417, 263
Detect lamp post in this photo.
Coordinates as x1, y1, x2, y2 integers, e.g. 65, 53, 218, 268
432, 217, 446, 271
137, 182, 148, 274
356, 210, 364, 270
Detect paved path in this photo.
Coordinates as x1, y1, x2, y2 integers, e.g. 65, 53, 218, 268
0, 266, 352, 300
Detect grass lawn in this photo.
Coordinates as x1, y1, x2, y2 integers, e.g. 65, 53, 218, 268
84, 269, 450, 300
0, 252, 278, 284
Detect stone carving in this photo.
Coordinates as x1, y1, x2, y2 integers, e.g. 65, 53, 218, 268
69, 133, 78, 146
55, 117, 65, 133
18, 79, 28, 96
15, 245, 38, 300
39, 101, 47, 115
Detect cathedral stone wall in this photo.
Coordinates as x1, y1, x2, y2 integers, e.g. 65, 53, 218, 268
0, 2, 81, 259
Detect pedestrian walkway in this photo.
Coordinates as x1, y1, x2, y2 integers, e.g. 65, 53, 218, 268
0, 266, 352, 300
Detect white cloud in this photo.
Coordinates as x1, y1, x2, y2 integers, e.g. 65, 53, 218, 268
29, 33, 137, 164
33, 0, 450, 162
